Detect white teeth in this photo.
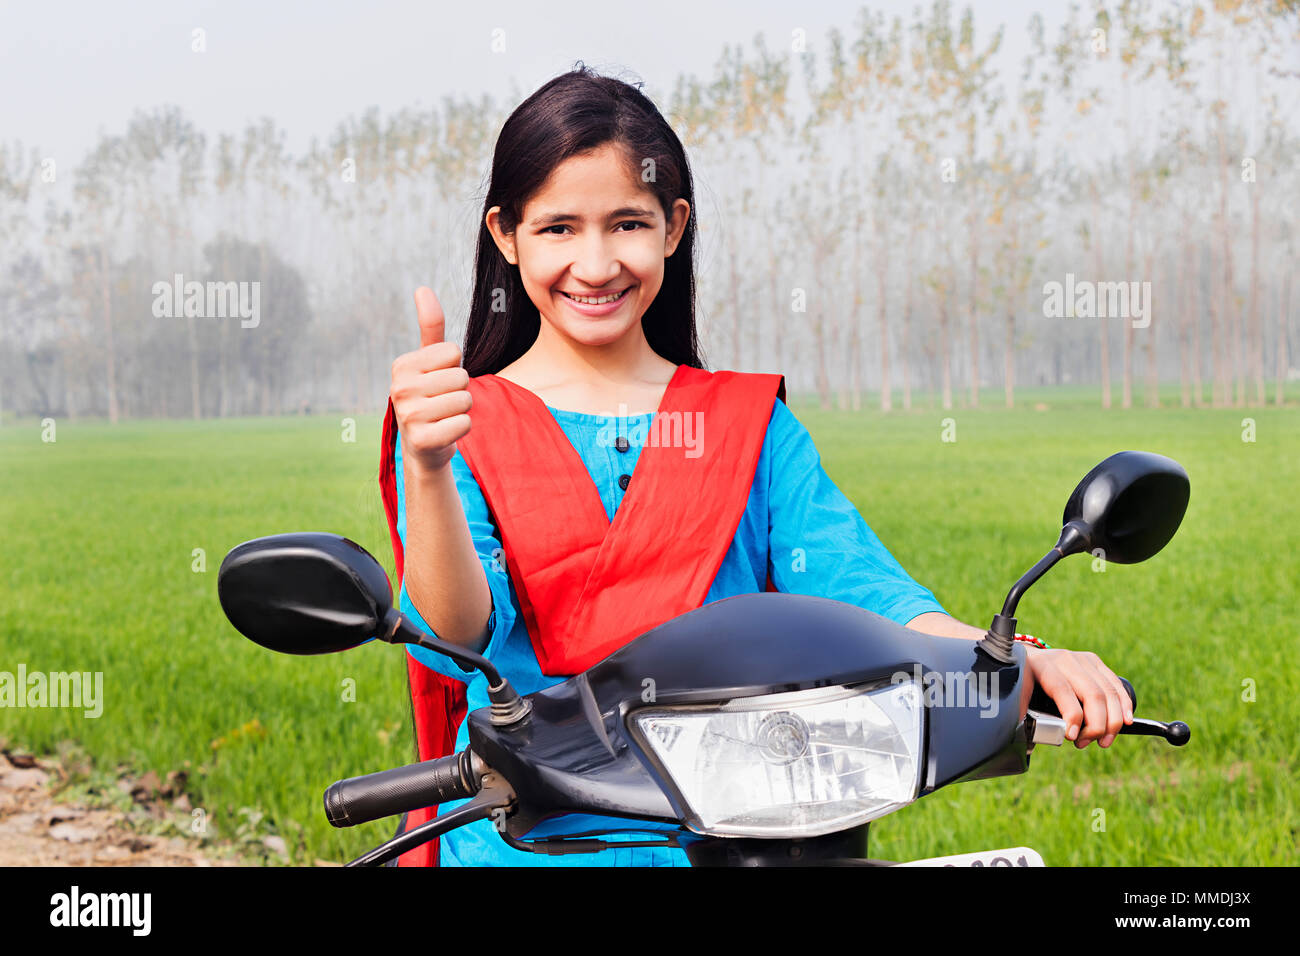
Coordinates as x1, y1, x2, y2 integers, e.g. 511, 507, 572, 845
564, 289, 627, 305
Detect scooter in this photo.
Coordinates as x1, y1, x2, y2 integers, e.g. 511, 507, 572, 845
217, 450, 1192, 867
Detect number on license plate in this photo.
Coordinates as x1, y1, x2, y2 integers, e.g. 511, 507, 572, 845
895, 846, 1045, 867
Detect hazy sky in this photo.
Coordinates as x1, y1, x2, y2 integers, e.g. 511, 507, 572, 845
2, 0, 1060, 166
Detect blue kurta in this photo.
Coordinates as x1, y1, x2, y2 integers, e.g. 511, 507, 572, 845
392, 395, 947, 866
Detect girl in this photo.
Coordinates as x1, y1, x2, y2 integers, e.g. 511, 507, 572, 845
380, 66, 1134, 867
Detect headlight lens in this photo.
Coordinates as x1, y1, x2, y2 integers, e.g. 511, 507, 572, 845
631, 680, 924, 838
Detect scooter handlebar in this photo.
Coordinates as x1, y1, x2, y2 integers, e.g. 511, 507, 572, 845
324, 751, 479, 828
1029, 674, 1136, 714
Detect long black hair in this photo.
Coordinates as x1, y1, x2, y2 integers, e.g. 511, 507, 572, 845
461, 64, 707, 377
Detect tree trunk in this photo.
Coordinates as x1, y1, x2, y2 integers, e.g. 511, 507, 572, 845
1213, 120, 1234, 407
188, 318, 201, 419
767, 233, 783, 379
1090, 182, 1111, 409
1193, 243, 1206, 406
875, 219, 890, 412
1249, 183, 1263, 404
939, 283, 952, 411
99, 246, 120, 424
902, 229, 917, 411
1177, 243, 1190, 408
812, 307, 830, 410
1122, 200, 1135, 409
1004, 306, 1015, 408
1122, 134, 1138, 409
728, 233, 742, 370
1277, 269, 1290, 407
967, 207, 980, 408
1144, 245, 1160, 407
849, 214, 864, 412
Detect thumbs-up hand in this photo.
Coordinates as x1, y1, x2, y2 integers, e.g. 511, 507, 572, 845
390, 287, 472, 474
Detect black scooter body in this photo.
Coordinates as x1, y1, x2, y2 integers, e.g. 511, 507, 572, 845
468, 590, 1028, 853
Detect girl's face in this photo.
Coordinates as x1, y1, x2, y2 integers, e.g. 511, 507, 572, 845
487, 143, 689, 353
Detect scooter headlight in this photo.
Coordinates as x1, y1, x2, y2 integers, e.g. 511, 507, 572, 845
630, 680, 924, 838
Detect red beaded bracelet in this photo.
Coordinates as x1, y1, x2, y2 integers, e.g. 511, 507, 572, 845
1014, 632, 1051, 649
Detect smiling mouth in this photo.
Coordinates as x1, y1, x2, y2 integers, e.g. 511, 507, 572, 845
559, 287, 633, 305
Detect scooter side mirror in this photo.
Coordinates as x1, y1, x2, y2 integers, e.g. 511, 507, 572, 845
217, 531, 532, 725
1056, 450, 1191, 564
217, 532, 394, 655
977, 450, 1190, 664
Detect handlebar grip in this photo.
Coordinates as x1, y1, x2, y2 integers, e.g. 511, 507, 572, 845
1028, 674, 1137, 715
1118, 676, 1137, 711
324, 753, 476, 828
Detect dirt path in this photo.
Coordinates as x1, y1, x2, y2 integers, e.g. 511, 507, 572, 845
0, 752, 239, 866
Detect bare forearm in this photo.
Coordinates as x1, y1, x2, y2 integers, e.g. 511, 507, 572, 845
904, 611, 986, 641
401, 452, 493, 654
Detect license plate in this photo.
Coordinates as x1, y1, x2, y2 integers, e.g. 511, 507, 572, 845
895, 846, 1045, 867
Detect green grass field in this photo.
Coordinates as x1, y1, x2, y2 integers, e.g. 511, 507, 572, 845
2, 384, 1297, 865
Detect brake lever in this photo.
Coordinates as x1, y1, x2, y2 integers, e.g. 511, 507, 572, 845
1118, 716, 1191, 746
1026, 709, 1190, 749
1025, 674, 1190, 748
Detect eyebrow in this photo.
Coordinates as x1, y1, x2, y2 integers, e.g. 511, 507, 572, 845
528, 206, 658, 227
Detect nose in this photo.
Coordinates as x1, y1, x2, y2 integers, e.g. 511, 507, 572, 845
568, 233, 623, 288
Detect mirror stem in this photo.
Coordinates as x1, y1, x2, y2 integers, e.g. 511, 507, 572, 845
981, 523, 1090, 663
998, 522, 1091, 620
999, 548, 1063, 620
378, 608, 532, 728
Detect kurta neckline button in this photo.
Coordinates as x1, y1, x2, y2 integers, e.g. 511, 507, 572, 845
618, 473, 631, 490
614, 436, 630, 453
